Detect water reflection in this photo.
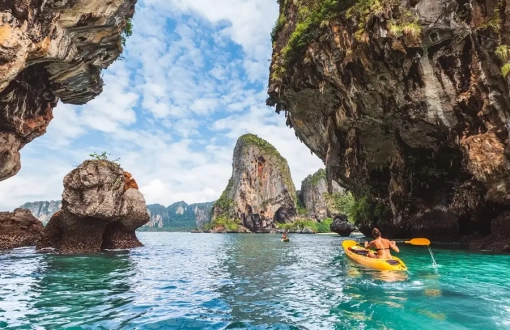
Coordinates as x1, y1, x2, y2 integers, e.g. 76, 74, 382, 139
345, 260, 409, 282
0, 248, 42, 327
216, 234, 296, 327
26, 251, 135, 328
1, 233, 509, 329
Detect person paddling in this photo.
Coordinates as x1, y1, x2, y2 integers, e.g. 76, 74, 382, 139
281, 231, 288, 240
364, 228, 399, 259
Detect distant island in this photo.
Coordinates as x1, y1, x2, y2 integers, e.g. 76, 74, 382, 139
20, 200, 215, 232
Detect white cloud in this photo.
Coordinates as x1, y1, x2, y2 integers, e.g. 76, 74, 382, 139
0, 0, 325, 211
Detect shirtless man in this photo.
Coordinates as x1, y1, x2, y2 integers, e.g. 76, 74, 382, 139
364, 228, 399, 259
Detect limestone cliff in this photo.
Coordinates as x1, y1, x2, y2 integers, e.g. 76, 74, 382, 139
267, 0, 510, 250
210, 134, 297, 233
299, 168, 345, 220
19, 200, 62, 225
0, 0, 136, 182
143, 201, 214, 231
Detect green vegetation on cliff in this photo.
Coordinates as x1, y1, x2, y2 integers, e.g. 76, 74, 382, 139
277, 218, 333, 233
325, 191, 354, 217
276, 0, 356, 64
212, 178, 235, 220
121, 18, 133, 46
204, 216, 241, 232
296, 193, 307, 216
502, 63, 510, 78
270, 0, 422, 83
307, 168, 326, 187
324, 191, 385, 226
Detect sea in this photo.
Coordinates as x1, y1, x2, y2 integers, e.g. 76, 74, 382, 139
1, 232, 509, 329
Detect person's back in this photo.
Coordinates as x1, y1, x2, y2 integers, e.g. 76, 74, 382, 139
364, 228, 399, 259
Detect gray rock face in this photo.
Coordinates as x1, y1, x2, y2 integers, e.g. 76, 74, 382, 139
0, 208, 44, 250
211, 134, 297, 233
144, 201, 214, 230
20, 200, 62, 225
37, 160, 149, 253
194, 203, 214, 229
330, 215, 356, 237
0, 0, 137, 182
267, 0, 510, 249
299, 169, 344, 220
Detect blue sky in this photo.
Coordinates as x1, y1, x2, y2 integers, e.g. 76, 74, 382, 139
0, 0, 324, 210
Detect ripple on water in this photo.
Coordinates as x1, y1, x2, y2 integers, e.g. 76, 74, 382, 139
0, 233, 509, 329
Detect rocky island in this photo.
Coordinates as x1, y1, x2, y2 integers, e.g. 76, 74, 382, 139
37, 159, 149, 253
208, 134, 298, 233
0, 208, 44, 250
268, 0, 510, 251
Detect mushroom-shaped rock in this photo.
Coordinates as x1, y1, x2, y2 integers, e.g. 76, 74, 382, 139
102, 188, 150, 249
330, 214, 356, 236
0, 208, 44, 250
37, 160, 149, 253
62, 160, 127, 220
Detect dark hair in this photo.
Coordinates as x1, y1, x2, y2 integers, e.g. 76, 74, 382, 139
372, 228, 381, 238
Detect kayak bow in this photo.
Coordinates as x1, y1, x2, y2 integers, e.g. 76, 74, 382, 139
342, 240, 407, 271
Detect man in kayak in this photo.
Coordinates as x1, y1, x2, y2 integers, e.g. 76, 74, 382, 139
364, 228, 399, 259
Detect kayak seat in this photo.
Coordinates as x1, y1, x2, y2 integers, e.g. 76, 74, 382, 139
386, 260, 400, 265
348, 247, 368, 256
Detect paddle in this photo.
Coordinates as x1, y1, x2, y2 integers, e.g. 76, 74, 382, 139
404, 238, 431, 246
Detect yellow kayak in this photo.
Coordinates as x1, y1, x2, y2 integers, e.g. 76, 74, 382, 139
342, 240, 407, 271
281, 238, 289, 242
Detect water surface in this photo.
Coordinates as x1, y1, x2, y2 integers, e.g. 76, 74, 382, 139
1, 233, 509, 329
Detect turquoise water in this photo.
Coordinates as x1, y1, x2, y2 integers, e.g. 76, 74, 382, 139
0, 233, 509, 329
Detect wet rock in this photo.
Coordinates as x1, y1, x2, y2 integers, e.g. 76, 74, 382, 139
0, 0, 137, 182
470, 212, 510, 253
267, 0, 510, 249
0, 208, 44, 250
210, 134, 297, 233
330, 215, 356, 236
37, 160, 149, 253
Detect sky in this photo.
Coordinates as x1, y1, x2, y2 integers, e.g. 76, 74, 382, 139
0, 0, 324, 210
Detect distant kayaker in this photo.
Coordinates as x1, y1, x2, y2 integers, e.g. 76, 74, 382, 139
281, 231, 288, 240
364, 228, 399, 259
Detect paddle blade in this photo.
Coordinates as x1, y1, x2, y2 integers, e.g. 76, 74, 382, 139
404, 238, 431, 246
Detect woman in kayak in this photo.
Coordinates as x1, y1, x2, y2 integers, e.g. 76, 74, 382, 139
364, 228, 399, 259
